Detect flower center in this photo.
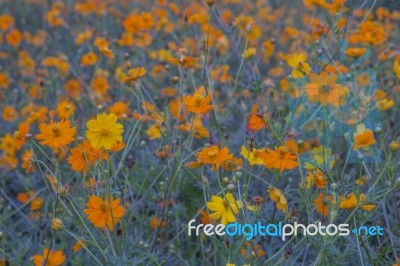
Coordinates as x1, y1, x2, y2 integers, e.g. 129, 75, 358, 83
194, 94, 203, 106
99, 202, 107, 212
207, 150, 217, 160
276, 146, 289, 159
223, 200, 229, 209
100, 128, 110, 137
319, 84, 331, 93
52, 125, 61, 136
277, 146, 288, 155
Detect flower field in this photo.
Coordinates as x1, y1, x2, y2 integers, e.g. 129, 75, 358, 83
0, 0, 399, 265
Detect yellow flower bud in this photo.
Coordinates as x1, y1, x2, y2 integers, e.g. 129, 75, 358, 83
389, 141, 400, 153
51, 218, 64, 231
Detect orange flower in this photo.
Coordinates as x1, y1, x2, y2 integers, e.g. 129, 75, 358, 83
339, 193, 375, 211
35, 120, 76, 148
72, 240, 85, 253
0, 72, 10, 89
83, 196, 125, 230
14, 122, 30, 148
32, 249, 66, 266
22, 149, 35, 173
108, 101, 130, 118
344, 47, 367, 58
305, 72, 348, 107
168, 56, 199, 68
150, 216, 166, 230
64, 79, 82, 100
80, 52, 98, 66
353, 124, 376, 150
183, 91, 213, 114
246, 113, 267, 132
75, 29, 92, 45
68, 140, 99, 173
31, 197, 44, 211
241, 242, 265, 259
2, 106, 18, 121
125, 67, 146, 83
314, 193, 334, 216
196, 145, 233, 167
306, 170, 327, 189
92, 75, 109, 95
0, 154, 18, 169
259, 146, 298, 173
99, 46, 114, 59
0, 14, 14, 31
1, 134, 16, 155
5, 29, 23, 48
56, 100, 76, 119
348, 21, 386, 46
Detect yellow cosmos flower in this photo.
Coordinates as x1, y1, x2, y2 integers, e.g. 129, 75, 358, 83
286, 53, 311, 78
242, 47, 256, 59
206, 193, 242, 225
240, 145, 264, 165
304, 146, 335, 170
85, 113, 124, 150
339, 193, 375, 211
146, 124, 162, 140
268, 186, 287, 212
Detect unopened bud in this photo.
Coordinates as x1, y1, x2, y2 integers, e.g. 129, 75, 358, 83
51, 218, 64, 231
171, 76, 179, 84
389, 141, 400, 153
207, 0, 215, 7
234, 171, 243, 179
57, 186, 68, 197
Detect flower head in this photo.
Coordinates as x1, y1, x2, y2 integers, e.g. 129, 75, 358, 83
85, 113, 124, 149
345, 47, 367, 58
196, 145, 233, 167
68, 140, 103, 173
246, 113, 267, 132
83, 196, 125, 230
168, 56, 199, 68
314, 193, 334, 216
35, 120, 76, 148
268, 186, 287, 212
353, 124, 376, 150
183, 91, 213, 114
14, 122, 30, 149
206, 193, 242, 225
305, 72, 348, 107
286, 53, 311, 78
32, 249, 66, 266
259, 146, 298, 173
339, 193, 375, 211
240, 145, 264, 165
22, 149, 35, 173
99, 46, 114, 59
125, 67, 146, 83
